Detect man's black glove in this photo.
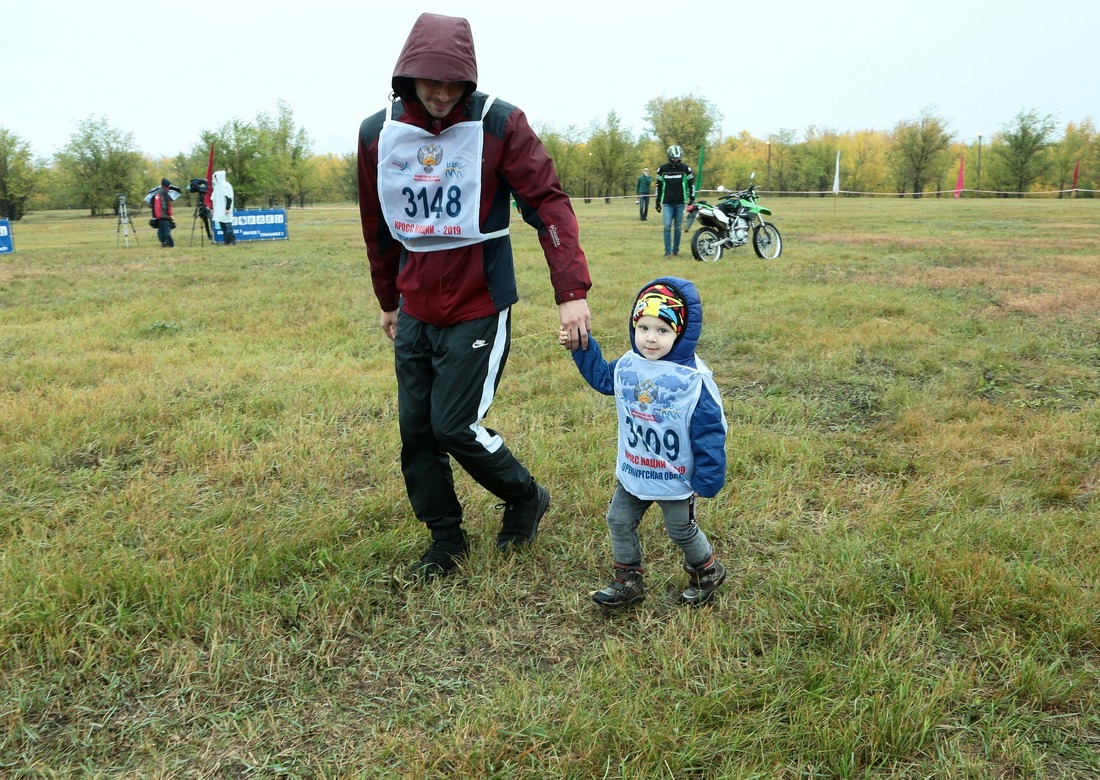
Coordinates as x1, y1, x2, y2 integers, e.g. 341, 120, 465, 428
655, 203, 661, 213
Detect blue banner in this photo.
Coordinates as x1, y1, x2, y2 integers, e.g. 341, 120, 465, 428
0, 219, 13, 254
212, 209, 289, 243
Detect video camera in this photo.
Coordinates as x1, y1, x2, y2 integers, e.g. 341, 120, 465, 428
188, 177, 211, 222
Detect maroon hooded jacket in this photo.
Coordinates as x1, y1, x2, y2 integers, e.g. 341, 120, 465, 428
357, 13, 590, 327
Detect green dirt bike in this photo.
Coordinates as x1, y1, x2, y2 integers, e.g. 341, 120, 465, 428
686, 173, 782, 262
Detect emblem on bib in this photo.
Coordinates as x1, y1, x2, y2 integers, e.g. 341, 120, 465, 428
418, 144, 444, 173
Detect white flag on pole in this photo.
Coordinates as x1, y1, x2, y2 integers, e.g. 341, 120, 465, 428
832, 150, 841, 194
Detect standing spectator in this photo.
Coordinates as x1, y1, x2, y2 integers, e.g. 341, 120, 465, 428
151, 178, 176, 248
211, 170, 236, 245
654, 146, 695, 257
636, 166, 653, 221
357, 12, 593, 582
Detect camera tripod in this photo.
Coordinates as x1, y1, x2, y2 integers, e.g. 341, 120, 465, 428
190, 202, 214, 246
116, 195, 139, 247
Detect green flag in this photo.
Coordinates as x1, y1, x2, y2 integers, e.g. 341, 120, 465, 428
696, 144, 705, 193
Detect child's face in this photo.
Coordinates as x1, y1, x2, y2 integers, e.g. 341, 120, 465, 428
634, 315, 677, 361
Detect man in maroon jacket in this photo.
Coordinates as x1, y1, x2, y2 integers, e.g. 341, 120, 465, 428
358, 13, 593, 582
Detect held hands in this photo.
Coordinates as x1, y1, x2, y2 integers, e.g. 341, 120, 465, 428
558, 299, 591, 351
557, 325, 585, 351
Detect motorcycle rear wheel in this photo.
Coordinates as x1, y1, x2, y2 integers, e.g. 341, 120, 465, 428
691, 228, 723, 262
753, 222, 782, 259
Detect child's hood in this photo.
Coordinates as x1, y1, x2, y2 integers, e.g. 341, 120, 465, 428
627, 276, 703, 366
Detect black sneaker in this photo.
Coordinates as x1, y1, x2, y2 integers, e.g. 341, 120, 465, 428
592, 564, 646, 608
495, 482, 550, 550
680, 557, 726, 606
403, 533, 469, 583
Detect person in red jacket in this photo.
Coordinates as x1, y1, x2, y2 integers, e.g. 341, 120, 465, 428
151, 178, 176, 247
357, 13, 593, 582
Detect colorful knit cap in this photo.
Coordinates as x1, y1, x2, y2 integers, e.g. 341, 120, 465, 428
632, 283, 686, 334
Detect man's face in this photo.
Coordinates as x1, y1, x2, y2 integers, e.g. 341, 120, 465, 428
643, 168, 649, 174
414, 79, 465, 118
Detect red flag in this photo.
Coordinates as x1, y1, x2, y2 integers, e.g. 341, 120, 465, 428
203, 142, 215, 209
1072, 158, 1080, 191
954, 155, 965, 198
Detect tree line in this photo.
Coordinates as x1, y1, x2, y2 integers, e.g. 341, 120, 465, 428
1, 97, 1095, 221
0, 101, 355, 221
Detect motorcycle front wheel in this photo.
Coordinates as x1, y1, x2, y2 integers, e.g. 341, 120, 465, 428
753, 222, 782, 259
691, 228, 723, 262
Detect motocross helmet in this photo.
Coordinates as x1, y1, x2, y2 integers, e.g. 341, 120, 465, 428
667, 145, 683, 161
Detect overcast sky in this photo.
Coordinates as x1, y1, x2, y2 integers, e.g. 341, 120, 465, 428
6, 0, 1096, 160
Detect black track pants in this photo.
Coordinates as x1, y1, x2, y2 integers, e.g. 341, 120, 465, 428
394, 309, 533, 532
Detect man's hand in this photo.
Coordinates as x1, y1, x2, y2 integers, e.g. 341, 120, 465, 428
655, 203, 661, 213
380, 309, 398, 341
558, 299, 591, 351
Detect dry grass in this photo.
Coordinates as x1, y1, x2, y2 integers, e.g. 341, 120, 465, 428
1, 197, 1098, 778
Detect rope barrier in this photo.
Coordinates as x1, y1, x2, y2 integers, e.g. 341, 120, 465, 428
775, 187, 1099, 198
290, 187, 1097, 210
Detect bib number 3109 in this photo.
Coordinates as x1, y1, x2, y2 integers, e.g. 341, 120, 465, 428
626, 417, 681, 462
401, 185, 463, 219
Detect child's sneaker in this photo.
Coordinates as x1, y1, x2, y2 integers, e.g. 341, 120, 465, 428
680, 557, 726, 606
592, 564, 646, 608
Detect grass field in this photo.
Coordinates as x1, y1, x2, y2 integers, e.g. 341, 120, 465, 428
1, 196, 1098, 778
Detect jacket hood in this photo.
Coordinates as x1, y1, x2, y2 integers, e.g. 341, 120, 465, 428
628, 276, 702, 366
391, 13, 478, 103
211, 170, 226, 185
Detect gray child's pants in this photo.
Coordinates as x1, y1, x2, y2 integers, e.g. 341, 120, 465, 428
605, 483, 713, 568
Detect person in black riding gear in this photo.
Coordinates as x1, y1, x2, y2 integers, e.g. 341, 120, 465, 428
654, 145, 695, 257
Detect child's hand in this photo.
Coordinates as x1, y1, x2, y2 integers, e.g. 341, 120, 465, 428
558, 329, 573, 350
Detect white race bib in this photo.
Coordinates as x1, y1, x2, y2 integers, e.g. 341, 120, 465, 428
377, 98, 510, 252
613, 352, 708, 500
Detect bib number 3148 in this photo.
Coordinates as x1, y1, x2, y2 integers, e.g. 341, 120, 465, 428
401, 185, 463, 219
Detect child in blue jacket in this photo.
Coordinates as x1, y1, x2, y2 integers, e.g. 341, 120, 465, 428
560, 277, 728, 607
